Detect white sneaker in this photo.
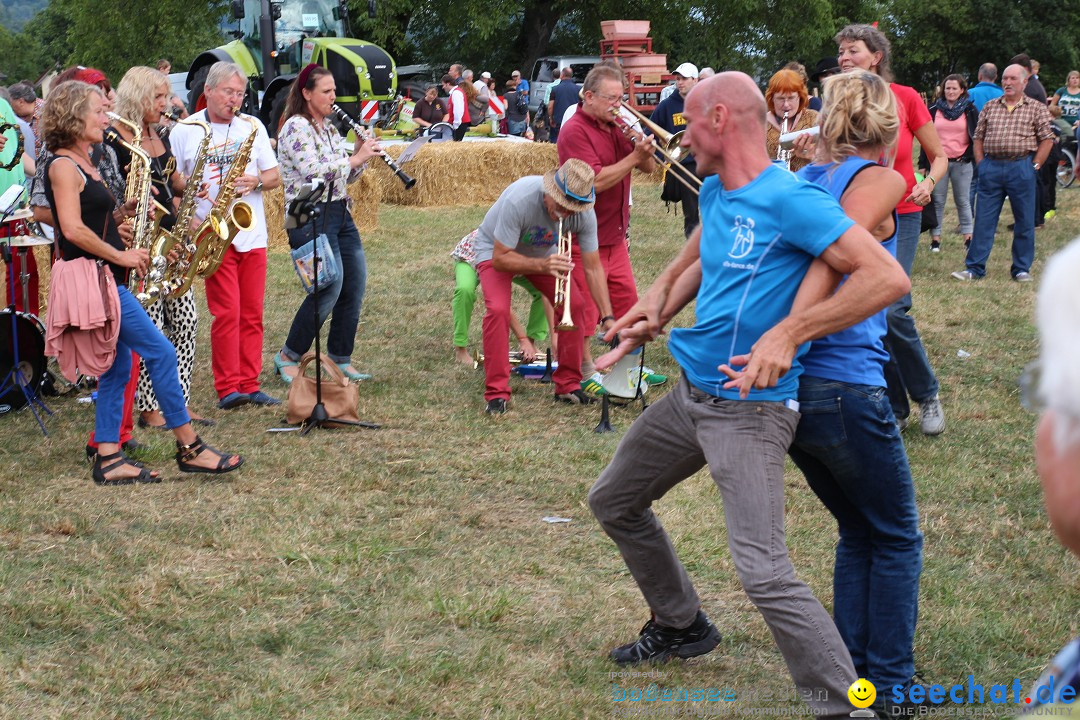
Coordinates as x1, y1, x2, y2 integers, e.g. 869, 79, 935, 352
919, 396, 945, 436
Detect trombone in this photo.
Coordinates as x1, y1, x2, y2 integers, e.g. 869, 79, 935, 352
610, 104, 702, 196
554, 219, 574, 331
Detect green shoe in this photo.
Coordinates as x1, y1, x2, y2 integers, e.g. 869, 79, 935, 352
581, 372, 608, 396
273, 353, 298, 385
337, 363, 373, 382
641, 366, 668, 385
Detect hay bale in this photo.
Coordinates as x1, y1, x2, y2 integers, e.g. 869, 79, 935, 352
265, 172, 381, 253
371, 141, 559, 207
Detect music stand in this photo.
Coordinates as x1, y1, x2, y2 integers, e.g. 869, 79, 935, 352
0, 204, 52, 435
285, 181, 379, 434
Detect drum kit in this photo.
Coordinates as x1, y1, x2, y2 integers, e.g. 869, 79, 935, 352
0, 206, 52, 434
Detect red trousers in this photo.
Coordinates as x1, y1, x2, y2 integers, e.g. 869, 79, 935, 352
476, 261, 589, 401
571, 241, 638, 330
87, 351, 138, 448
4, 250, 40, 315
204, 246, 267, 399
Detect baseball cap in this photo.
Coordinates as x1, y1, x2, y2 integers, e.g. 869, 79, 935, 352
480, 71, 491, 80
673, 63, 699, 79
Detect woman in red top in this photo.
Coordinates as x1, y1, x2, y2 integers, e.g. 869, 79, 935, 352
835, 23, 948, 436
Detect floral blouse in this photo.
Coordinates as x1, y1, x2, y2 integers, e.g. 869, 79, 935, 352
277, 114, 363, 206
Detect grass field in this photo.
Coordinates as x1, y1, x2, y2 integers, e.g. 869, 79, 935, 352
0, 175, 1077, 719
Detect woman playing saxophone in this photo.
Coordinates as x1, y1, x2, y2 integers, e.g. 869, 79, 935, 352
106, 65, 212, 429
43, 80, 243, 483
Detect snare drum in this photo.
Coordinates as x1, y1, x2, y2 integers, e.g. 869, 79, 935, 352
0, 309, 46, 413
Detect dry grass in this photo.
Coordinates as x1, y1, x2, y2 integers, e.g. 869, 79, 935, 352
0, 178, 1076, 719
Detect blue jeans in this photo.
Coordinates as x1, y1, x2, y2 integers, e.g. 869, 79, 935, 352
97, 286, 190, 442
965, 156, 1036, 278
788, 377, 923, 690
507, 118, 527, 136
883, 212, 939, 420
283, 201, 367, 365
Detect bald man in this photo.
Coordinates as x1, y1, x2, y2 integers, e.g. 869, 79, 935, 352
953, 63, 1054, 282
588, 72, 909, 720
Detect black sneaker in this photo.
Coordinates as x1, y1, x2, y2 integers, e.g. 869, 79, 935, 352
554, 389, 596, 405
485, 398, 507, 415
610, 610, 722, 665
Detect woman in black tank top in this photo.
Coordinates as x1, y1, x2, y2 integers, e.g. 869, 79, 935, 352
42, 80, 242, 485
110, 65, 211, 430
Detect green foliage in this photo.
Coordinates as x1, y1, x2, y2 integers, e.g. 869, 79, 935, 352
888, 0, 1080, 92
0, 0, 230, 85
0, 0, 48, 32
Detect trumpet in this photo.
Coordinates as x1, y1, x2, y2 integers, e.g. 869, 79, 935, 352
554, 219, 574, 331
332, 103, 417, 189
610, 104, 702, 196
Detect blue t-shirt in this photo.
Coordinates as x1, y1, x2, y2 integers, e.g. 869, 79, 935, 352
968, 82, 1004, 112
797, 158, 896, 387
667, 164, 855, 401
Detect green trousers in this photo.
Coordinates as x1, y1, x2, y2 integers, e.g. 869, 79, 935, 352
453, 261, 548, 347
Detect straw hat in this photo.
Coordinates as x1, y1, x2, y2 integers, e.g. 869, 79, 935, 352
543, 158, 595, 213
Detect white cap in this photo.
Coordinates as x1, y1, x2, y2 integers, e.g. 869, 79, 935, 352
673, 62, 699, 79
512, 69, 521, 77
480, 71, 492, 79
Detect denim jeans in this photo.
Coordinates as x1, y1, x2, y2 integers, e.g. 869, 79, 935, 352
931, 160, 973, 235
507, 118, 527, 136
788, 377, 923, 690
97, 286, 190, 442
883, 212, 940, 421
589, 376, 857, 719
965, 156, 1036, 278
283, 201, 367, 365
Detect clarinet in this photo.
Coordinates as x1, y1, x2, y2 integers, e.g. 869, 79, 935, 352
332, 103, 417, 189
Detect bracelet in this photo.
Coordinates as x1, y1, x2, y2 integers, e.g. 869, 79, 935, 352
926, 175, 936, 187
600, 315, 615, 323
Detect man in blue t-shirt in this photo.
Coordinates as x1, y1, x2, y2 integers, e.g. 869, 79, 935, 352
968, 63, 1004, 112
586, 72, 909, 719
548, 68, 580, 144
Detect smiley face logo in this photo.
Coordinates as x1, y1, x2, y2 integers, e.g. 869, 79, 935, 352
848, 678, 877, 708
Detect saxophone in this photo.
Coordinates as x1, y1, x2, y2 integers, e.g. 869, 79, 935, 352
189, 112, 257, 280
147, 117, 225, 300
105, 112, 171, 305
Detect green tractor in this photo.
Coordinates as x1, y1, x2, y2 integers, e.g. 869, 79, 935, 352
187, 0, 397, 136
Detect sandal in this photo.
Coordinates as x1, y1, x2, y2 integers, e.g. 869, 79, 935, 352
92, 451, 160, 486
274, 353, 299, 385
336, 363, 373, 381
176, 435, 244, 475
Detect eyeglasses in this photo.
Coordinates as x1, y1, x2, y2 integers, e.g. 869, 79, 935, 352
217, 88, 246, 100
592, 91, 622, 104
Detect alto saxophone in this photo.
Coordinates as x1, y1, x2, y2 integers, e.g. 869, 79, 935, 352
105, 112, 171, 305
189, 112, 257, 280
149, 117, 225, 300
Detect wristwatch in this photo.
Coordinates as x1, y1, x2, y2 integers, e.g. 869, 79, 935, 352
1033, 162, 1042, 170
254, 179, 264, 192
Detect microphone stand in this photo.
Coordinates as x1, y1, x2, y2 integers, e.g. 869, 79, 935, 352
298, 171, 378, 434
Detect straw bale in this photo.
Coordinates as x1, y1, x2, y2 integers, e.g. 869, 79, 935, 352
370, 141, 560, 208
265, 171, 380, 253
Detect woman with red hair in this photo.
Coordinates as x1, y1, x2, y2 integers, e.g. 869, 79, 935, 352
764, 68, 818, 172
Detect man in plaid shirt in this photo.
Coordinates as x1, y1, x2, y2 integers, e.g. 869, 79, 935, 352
953, 64, 1054, 282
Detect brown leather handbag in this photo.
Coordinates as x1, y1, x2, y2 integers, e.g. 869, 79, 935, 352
286, 352, 360, 426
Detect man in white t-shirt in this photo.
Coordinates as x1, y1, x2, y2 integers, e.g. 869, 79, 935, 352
471, 159, 614, 414
170, 61, 282, 409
